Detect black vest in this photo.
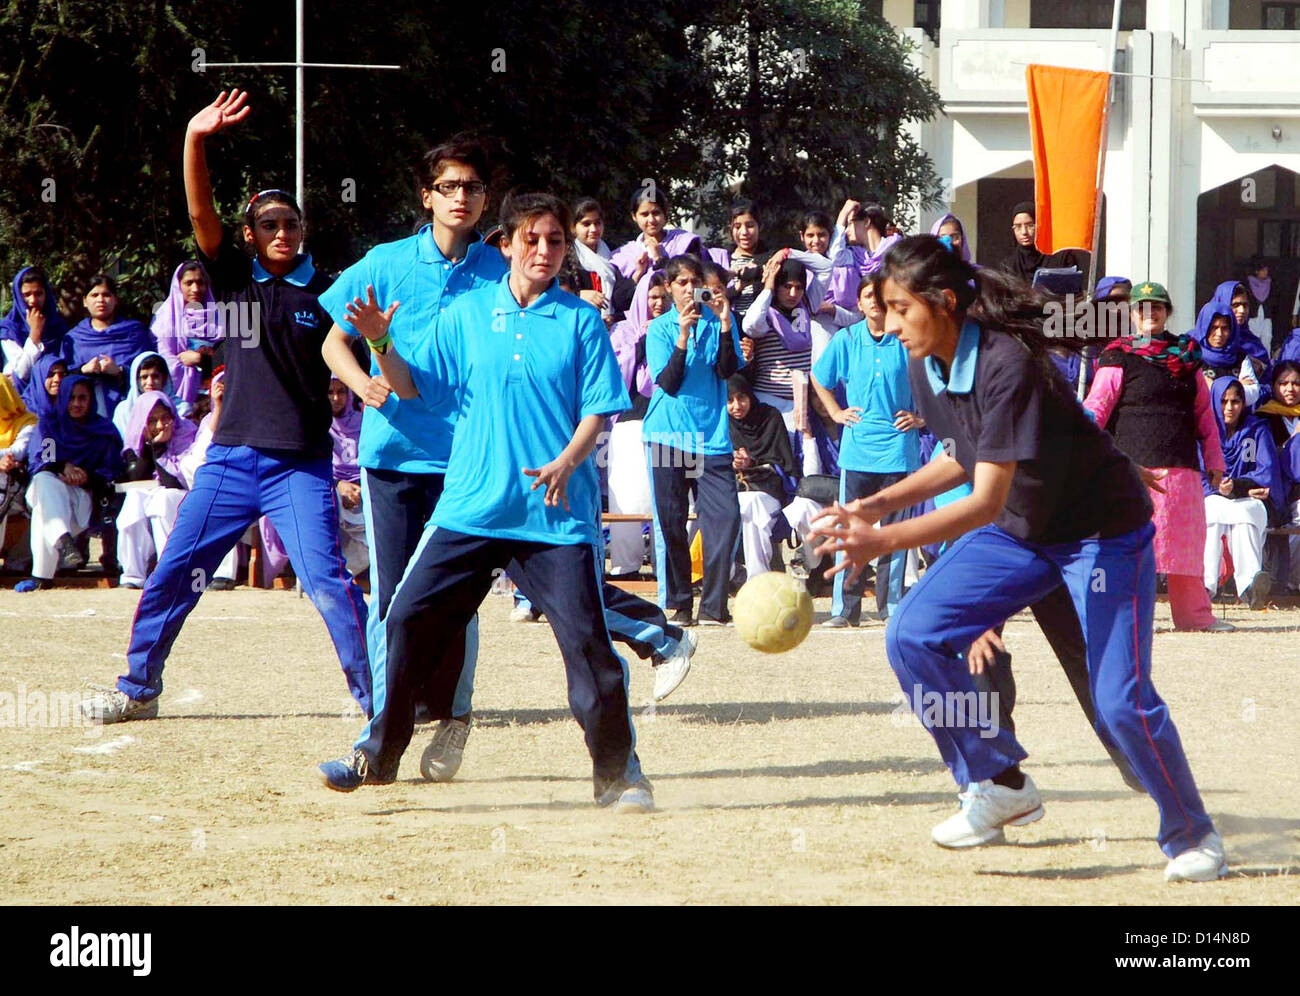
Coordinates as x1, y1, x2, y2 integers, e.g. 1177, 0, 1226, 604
1105, 352, 1201, 470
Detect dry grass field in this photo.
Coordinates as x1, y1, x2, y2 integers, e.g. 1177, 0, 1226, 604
1, 585, 1297, 905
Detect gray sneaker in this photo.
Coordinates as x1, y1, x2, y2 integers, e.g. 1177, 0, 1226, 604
596, 775, 655, 813
80, 684, 159, 724
652, 630, 696, 702
420, 715, 471, 782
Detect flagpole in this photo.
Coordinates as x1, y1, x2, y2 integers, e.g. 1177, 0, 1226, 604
295, 0, 305, 209
1078, 0, 1123, 400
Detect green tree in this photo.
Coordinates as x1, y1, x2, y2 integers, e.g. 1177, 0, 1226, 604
0, 1, 941, 322
690, 0, 942, 242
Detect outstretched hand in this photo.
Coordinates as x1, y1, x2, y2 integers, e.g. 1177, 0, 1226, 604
523, 458, 576, 510
967, 629, 1006, 675
1138, 465, 1169, 494
809, 500, 886, 585
188, 90, 251, 139
344, 286, 401, 342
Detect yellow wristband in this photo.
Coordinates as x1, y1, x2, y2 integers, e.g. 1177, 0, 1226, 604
366, 331, 392, 354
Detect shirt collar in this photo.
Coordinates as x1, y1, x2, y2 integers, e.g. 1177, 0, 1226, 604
417, 225, 484, 265
252, 254, 315, 286
924, 318, 981, 395
494, 276, 561, 318
856, 322, 889, 345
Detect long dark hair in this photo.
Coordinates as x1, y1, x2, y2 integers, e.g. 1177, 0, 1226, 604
1271, 360, 1300, 391
872, 235, 1083, 386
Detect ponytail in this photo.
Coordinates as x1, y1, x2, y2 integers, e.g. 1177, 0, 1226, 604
873, 235, 1086, 392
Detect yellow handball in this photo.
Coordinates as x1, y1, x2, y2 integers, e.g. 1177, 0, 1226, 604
733, 572, 814, 653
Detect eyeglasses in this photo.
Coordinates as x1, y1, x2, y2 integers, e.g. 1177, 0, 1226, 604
432, 180, 487, 198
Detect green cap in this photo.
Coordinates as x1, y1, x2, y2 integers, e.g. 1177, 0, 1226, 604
1129, 280, 1172, 310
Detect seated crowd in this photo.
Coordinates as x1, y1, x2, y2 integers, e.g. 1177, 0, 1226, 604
2, 194, 1297, 633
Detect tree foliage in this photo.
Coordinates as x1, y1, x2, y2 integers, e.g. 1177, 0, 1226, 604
0, 0, 941, 320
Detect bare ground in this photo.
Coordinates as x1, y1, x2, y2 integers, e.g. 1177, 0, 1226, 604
0, 586, 1296, 905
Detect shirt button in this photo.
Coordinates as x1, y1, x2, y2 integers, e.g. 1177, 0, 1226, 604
516, 334, 522, 340
513, 354, 521, 361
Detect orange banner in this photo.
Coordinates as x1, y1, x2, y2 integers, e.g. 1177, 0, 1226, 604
1026, 64, 1109, 254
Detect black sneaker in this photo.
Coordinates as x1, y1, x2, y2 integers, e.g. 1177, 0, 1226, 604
697, 613, 731, 627
670, 607, 695, 627
55, 533, 86, 572
207, 578, 236, 591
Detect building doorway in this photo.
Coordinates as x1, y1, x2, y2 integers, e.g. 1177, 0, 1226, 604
975, 176, 1106, 276
1195, 165, 1300, 334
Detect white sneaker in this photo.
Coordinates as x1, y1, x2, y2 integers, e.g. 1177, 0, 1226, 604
419, 716, 471, 782
931, 775, 1044, 848
509, 604, 537, 623
652, 630, 696, 702
615, 777, 655, 814
79, 684, 159, 724
1164, 832, 1227, 883
1206, 619, 1236, 633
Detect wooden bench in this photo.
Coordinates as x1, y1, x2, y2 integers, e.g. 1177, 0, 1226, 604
600, 512, 693, 594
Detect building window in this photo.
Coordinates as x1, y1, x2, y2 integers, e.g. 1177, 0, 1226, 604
914, 0, 940, 41
1029, 0, 1146, 29
1263, 2, 1300, 28
1230, 0, 1300, 28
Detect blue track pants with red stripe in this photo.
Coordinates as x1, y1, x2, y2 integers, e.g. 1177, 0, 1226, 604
115, 444, 371, 713
885, 521, 1213, 857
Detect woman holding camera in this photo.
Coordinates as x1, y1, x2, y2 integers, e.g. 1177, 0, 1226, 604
643, 255, 743, 626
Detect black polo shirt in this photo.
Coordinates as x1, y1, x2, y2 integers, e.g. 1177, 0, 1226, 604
910, 320, 1151, 544
199, 238, 334, 459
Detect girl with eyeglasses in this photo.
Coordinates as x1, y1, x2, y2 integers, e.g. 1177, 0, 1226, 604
318, 135, 507, 770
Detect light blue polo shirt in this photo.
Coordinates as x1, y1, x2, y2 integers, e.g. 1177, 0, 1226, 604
318, 225, 508, 474
812, 321, 919, 473
641, 307, 744, 455
407, 277, 629, 546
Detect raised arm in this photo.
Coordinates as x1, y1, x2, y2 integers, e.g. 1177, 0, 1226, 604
184, 90, 251, 259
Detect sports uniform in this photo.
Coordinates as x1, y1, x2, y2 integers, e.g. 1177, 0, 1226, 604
337, 277, 645, 800
892, 319, 1218, 862
88, 241, 371, 717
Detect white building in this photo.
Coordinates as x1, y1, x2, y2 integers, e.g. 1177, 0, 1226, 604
878, 0, 1300, 325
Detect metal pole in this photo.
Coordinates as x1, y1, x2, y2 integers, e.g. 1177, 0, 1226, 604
1078, 0, 1124, 400
295, 0, 305, 210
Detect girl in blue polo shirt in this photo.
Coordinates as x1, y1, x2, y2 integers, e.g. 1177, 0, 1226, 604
318, 136, 506, 776
811, 275, 921, 625
642, 255, 743, 626
320, 193, 651, 812
80, 90, 370, 724
811, 235, 1224, 883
